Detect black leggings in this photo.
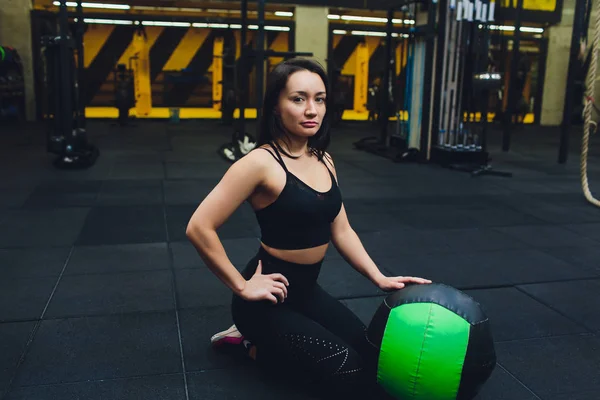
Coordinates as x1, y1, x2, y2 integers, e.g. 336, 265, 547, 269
231, 247, 390, 399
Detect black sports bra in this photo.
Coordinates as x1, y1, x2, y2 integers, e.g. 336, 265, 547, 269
254, 144, 343, 250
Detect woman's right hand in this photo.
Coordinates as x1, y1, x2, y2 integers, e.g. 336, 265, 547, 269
239, 261, 290, 304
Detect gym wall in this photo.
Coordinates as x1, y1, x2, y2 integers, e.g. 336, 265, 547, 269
80, 25, 290, 108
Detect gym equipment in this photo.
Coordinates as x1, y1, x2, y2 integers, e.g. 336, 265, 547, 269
429, 0, 512, 177
113, 63, 135, 126
217, 0, 313, 163
0, 46, 26, 122
501, 0, 524, 152
579, 0, 600, 207
41, 1, 98, 169
445, 71, 513, 177
560, 0, 595, 164
353, 3, 434, 163
367, 283, 496, 400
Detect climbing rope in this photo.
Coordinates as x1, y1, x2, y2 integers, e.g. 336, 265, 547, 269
581, 1, 600, 207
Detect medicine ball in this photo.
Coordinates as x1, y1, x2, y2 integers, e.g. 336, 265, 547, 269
367, 283, 496, 400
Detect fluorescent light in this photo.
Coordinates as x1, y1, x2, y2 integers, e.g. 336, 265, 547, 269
142, 21, 191, 27
208, 23, 229, 28
229, 24, 242, 29
344, 16, 388, 23
351, 30, 386, 37
245, 25, 290, 31
275, 11, 293, 17
83, 18, 132, 25
53, 1, 130, 10
265, 25, 290, 31
329, 14, 414, 25
133, 6, 204, 12
192, 23, 209, 28
520, 26, 544, 33
333, 29, 347, 35
347, 30, 403, 37
489, 24, 544, 33
392, 18, 416, 24
207, 8, 241, 14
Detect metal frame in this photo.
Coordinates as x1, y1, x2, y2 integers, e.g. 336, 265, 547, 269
489, 33, 548, 126
534, 38, 548, 125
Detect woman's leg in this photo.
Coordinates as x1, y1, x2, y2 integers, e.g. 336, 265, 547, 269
297, 284, 378, 374
232, 295, 367, 383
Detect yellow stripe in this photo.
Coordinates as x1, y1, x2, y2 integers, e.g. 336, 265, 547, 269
163, 28, 210, 71
84, 107, 535, 124
501, 0, 556, 11
83, 24, 115, 68
85, 107, 258, 119
268, 32, 288, 66
366, 36, 381, 59
117, 26, 164, 66
332, 34, 342, 49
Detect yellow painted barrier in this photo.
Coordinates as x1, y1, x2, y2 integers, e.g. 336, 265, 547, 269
212, 36, 224, 111
353, 42, 369, 113
84, 107, 534, 124
131, 30, 152, 116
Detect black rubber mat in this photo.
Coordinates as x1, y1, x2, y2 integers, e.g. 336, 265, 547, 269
0, 208, 90, 247
97, 179, 164, 205
0, 322, 36, 395
0, 247, 71, 279
465, 287, 588, 342
518, 279, 600, 332
44, 270, 175, 318
378, 248, 597, 289
494, 334, 600, 399
77, 205, 167, 245
65, 243, 170, 275
12, 312, 182, 387
1, 120, 599, 400
6, 374, 186, 400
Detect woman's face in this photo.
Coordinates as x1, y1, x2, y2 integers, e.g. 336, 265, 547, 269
276, 70, 327, 139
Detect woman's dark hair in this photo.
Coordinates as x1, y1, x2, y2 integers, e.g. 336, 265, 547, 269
257, 57, 331, 160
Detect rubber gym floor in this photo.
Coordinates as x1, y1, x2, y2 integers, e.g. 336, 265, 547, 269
0, 119, 599, 400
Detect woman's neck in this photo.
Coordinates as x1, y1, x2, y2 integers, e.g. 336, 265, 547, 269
277, 136, 309, 157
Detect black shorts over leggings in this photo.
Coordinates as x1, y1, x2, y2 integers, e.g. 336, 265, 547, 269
231, 247, 389, 398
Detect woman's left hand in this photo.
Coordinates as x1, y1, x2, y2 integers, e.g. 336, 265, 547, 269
376, 275, 432, 292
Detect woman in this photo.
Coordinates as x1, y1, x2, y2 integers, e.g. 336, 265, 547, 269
186, 58, 431, 397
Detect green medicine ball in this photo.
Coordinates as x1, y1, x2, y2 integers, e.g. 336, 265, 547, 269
367, 283, 496, 400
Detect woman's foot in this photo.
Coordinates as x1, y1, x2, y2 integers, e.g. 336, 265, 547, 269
210, 324, 244, 347
211, 324, 257, 360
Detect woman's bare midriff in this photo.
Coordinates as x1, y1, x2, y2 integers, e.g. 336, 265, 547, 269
260, 242, 329, 265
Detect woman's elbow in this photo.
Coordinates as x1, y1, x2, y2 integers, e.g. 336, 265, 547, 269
186, 216, 209, 243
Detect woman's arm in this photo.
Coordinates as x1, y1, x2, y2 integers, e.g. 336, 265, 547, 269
325, 153, 386, 285
187, 149, 290, 303
186, 150, 267, 295
326, 153, 431, 290
330, 205, 387, 285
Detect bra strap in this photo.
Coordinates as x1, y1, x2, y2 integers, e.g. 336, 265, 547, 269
268, 143, 289, 172
322, 156, 337, 184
